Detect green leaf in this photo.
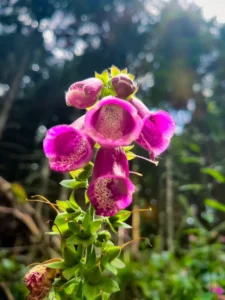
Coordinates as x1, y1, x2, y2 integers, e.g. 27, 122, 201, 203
62, 265, 79, 280
111, 65, 120, 77
68, 221, 81, 233
114, 221, 132, 229
77, 162, 94, 181
123, 145, 134, 152
11, 183, 27, 203
101, 69, 109, 84
105, 263, 118, 275
60, 179, 88, 189
205, 198, 225, 213
83, 282, 99, 299
115, 210, 131, 222
201, 168, 225, 183
49, 288, 63, 300
200, 293, 215, 300
108, 247, 121, 262
67, 234, 96, 246
180, 156, 203, 164
95, 72, 103, 80
110, 258, 125, 269
82, 210, 92, 230
76, 280, 83, 299
85, 264, 103, 285
127, 73, 135, 80
85, 190, 90, 204
91, 220, 103, 233
69, 191, 80, 210
126, 151, 136, 161
189, 143, 200, 153
106, 219, 117, 233
63, 244, 78, 267
100, 278, 120, 293
45, 260, 66, 269
86, 246, 96, 266
121, 68, 128, 74
179, 184, 203, 192
56, 200, 70, 212
64, 282, 77, 295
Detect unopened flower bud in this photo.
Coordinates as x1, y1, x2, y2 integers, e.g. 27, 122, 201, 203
111, 74, 136, 98
24, 264, 59, 300
97, 230, 111, 242
66, 78, 103, 109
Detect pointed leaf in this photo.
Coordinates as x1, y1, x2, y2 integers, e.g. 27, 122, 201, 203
60, 179, 88, 189
101, 69, 109, 84
105, 263, 118, 275
111, 258, 125, 269
201, 168, 225, 183
126, 151, 135, 161
91, 220, 103, 233
101, 278, 120, 293
205, 199, 225, 213
111, 65, 120, 77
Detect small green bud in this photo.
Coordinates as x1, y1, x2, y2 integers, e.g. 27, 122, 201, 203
97, 231, 111, 243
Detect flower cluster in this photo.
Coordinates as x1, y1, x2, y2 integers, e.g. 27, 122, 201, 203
43, 66, 175, 217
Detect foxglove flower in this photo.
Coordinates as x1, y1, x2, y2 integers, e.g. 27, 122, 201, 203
43, 116, 94, 172
111, 74, 136, 98
131, 97, 175, 160
87, 147, 135, 216
85, 96, 143, 147
24, 264, 59, 300
66, 78, 103, 109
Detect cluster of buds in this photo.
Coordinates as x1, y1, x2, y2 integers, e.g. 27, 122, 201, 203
43, 66, 175, 217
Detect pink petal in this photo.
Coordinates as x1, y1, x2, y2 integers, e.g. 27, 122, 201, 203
65, 78, 103, 109
85, 96, 143, 147
87, 147, 135, 216
43, 123, 93, 172
148, 110, 175, 139
136, 111, 175, 159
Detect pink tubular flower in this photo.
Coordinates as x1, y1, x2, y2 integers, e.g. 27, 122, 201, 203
87, 147, 135, 216
66, 78, 103, 109
85, 96, 143, 147
209, 285, 224, 295
43, 116, 94, 172
111, 74, 136, 98
131, 97, 175, 160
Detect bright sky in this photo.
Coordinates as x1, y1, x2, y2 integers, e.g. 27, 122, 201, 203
190, 0, 225, 23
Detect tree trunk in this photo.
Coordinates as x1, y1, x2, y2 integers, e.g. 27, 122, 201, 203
0, 38, 33, 140
166, 155, 174, 252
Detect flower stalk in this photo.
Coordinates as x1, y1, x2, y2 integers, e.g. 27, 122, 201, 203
25, 66, 175, 299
